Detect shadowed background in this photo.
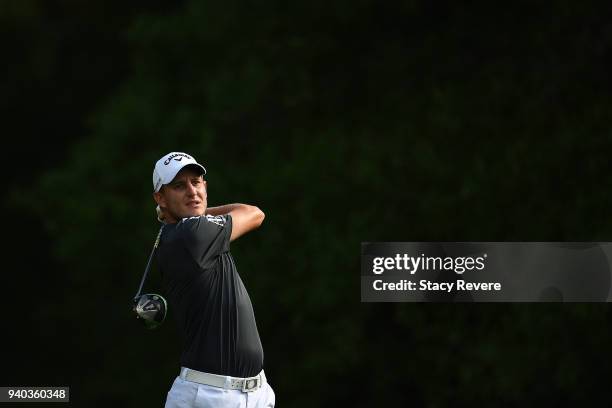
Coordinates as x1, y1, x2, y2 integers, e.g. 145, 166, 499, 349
2, 0, 612, 406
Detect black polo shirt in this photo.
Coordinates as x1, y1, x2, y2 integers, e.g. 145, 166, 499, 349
156, 214, 264, 377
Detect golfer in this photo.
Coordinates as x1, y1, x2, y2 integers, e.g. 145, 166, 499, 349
152, 152, 275, 408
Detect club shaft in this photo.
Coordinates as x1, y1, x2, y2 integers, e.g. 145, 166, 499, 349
134, 226, 164, 299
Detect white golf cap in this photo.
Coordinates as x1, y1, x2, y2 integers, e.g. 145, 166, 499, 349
153, 152, 207, 192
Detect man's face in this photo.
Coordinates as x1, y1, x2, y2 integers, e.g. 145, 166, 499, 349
153, 166, 207, 223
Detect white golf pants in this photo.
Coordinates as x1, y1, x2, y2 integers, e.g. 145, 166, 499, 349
164, 369, 275, 408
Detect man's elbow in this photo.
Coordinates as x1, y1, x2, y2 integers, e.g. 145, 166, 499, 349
251, 206, 265, 228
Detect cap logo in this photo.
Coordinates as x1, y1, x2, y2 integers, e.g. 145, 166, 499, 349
164, 153, 192, 165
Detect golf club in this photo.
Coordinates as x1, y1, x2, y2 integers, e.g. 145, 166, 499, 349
132, 226, 167, 329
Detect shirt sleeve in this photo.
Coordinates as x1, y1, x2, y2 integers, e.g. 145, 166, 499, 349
178, 214, 233, 269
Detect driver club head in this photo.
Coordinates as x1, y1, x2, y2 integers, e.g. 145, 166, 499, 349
133, 293, 167, 330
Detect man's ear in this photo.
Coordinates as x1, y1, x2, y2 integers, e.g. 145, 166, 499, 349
153, 191, 166, 207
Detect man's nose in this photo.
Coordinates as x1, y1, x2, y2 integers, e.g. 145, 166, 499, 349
186, 183, 197, 196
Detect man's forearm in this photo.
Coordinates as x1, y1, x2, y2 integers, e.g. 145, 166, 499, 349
205, 203, 244, 216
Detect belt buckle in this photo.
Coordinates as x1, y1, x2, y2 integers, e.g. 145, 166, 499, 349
242, 376, 260, 392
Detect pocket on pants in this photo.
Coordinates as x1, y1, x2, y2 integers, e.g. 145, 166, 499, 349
265, 383, 276, 408
165, 377, 197, 408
